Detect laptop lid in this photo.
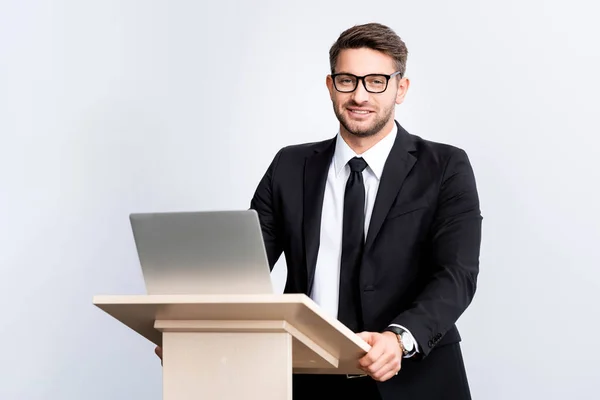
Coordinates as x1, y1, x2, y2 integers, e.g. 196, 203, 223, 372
129, 210, 273, 295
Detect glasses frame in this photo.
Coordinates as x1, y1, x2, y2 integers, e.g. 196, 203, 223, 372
330, 71, 403, 93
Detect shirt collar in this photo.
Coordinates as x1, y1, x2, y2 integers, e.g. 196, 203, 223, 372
333, 123, 398, 180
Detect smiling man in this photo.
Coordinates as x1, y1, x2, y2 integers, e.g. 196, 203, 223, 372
251, 23, 482, 400
156, 22, 482, 400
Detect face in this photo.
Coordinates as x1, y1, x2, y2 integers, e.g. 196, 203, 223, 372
326, 48, 409, 138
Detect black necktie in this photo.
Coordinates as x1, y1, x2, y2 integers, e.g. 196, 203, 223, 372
338, 157, 368, 332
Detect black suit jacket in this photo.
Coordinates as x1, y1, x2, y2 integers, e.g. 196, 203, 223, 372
250, 121, 482, 360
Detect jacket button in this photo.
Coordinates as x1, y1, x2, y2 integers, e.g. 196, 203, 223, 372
428, 340, 434, 348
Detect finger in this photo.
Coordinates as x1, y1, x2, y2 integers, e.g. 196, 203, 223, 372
358, 338, 386, 368
370, 356, 401, 381
373, 366, 399, 382
357, 331, 375, 344
366, 350, 396, 376
376, 355, 402, 378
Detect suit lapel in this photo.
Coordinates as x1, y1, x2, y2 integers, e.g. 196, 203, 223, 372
303, 138, 336, 295
364, 122, 417, 252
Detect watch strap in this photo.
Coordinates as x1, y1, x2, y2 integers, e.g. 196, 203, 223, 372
384, 326, 416, 357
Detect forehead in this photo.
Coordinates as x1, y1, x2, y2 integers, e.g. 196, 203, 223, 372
335, 48, 396, 75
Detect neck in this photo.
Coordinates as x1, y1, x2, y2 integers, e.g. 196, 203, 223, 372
340, 119, 395, 154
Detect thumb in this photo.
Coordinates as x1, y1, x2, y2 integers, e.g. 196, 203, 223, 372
357, 331, 376, 345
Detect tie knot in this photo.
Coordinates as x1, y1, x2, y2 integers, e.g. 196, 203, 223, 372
348, 157, 368, 173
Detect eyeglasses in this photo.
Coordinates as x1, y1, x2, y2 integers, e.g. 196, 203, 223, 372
331, 71, 402, 93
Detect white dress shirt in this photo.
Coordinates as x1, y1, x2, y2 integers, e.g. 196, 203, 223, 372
309, 123, 419, 356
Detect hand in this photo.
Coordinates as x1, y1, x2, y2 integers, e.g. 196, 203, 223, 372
356, 331, 402, 382
155, 346, 163, 364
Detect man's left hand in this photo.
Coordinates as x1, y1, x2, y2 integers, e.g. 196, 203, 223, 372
356, 331, 402, 382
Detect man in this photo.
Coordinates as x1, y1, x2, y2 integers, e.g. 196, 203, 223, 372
157, 22, 482, 400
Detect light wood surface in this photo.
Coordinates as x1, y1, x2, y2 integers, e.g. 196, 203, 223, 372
162, 330, 292, 400
93, 293, 371, 374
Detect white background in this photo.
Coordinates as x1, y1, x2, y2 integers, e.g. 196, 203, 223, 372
1, 0, 599, 399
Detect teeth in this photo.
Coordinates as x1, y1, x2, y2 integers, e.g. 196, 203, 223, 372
351, 110, 369, 114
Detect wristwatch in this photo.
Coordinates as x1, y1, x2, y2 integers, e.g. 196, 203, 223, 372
384, 326, 416, 357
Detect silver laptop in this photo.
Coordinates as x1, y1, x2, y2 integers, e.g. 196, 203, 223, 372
129, 210, 273, 295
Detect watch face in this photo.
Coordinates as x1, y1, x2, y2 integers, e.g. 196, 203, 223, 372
401, 333, 414, 352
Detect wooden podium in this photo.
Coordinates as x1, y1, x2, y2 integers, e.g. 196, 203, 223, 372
93, 293, 371, 399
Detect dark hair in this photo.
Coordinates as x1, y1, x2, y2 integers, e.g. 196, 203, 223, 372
329, 23, 408, 76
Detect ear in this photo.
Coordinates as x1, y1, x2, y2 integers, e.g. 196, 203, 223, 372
395, 77, 410, 105
326, 75, 334, 99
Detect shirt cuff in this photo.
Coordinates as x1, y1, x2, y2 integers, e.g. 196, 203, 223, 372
388, 324, 420, 357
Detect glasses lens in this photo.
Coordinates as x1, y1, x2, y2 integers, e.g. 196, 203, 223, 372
365, 75, 387, 93
334, 74, 356, 92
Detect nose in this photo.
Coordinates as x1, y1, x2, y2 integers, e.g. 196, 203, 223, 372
351, 79, 370, 103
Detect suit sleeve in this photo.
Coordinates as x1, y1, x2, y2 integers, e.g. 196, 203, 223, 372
390, 148, 483, 357
250, 148, 285, 270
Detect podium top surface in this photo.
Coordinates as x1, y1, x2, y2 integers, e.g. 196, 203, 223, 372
93, 293, 371, 374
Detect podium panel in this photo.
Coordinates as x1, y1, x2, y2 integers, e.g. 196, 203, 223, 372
94, 293, 371, 399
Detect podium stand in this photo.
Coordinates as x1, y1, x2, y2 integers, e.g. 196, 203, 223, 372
93, 293, 371, 399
